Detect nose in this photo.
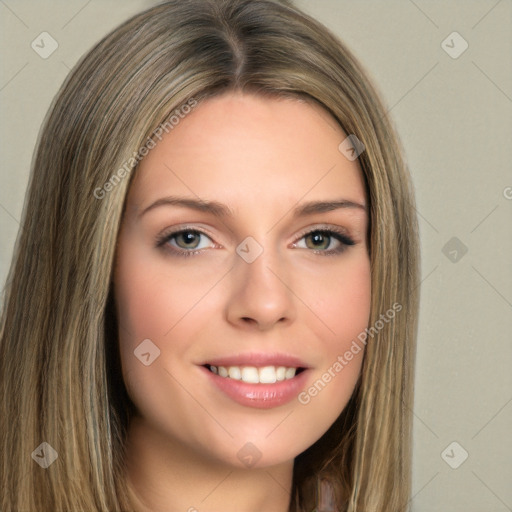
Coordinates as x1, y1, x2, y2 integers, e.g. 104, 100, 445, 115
224, 244, 296, 331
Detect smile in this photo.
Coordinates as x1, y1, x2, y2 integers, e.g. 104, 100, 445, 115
200, 360, 310, 409
205, 364, 305, 384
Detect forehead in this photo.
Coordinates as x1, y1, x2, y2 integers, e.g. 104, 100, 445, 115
127, 92, 367, 214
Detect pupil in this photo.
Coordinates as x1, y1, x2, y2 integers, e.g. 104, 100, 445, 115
309, 231, 328, 249
181, 232, 198, 247
313, 233, 324, 245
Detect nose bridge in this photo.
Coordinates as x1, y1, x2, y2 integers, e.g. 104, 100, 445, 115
226, 234, 295, 329
235, 235, 287, 296
237, 237, 279, 287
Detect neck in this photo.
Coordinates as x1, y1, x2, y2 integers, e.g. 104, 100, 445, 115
124, 415, 293, 512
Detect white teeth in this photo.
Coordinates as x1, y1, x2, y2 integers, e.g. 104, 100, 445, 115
259, 366, 277, 384
228, 366, 242, 380
210, 365, 300, 383
241, 367, 260, 383
276, 366, 286, 381
285, 367, 297, 379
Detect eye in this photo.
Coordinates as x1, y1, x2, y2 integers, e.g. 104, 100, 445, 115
156, 226, 356, 258
156, 228, 215, 256
293, 228, 355, 256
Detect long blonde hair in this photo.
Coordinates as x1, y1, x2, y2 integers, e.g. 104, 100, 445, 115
0, 1, 420, 510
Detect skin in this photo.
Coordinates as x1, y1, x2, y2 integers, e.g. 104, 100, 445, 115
113, 91, 371, 512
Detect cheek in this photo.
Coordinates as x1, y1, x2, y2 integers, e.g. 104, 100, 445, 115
114, 239, 213, 342
113, 239, 212, 441
295, 253, 370, 422
333, 263, 370, 326
113, 237, 191, 389
307, 252, 371, 343
325, 254, 371, 379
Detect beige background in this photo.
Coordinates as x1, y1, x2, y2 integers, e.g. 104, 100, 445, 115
1, 1, 511, 510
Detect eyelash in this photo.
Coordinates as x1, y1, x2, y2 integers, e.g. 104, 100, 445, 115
155, 226, 355, 258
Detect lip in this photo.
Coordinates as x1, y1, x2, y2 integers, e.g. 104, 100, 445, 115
199, 352, 309, 369
200, 365, 310, 409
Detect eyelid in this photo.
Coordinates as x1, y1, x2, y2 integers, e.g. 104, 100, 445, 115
156, 223, 356, 257
293, 223, 352, 241
290, 224, 355, 255
155, 225, 218, 250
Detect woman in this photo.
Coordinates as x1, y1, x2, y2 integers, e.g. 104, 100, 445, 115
0, 0, 420, 510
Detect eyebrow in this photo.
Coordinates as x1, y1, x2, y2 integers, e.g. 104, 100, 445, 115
138, 195, 367, 219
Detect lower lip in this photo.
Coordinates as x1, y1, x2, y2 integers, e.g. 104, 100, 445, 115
199, 366, 309, 409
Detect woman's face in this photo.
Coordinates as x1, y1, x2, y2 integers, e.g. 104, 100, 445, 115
114, 91, 371, 469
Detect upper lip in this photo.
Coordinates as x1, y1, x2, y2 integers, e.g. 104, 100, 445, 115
200, 352, 309, 369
